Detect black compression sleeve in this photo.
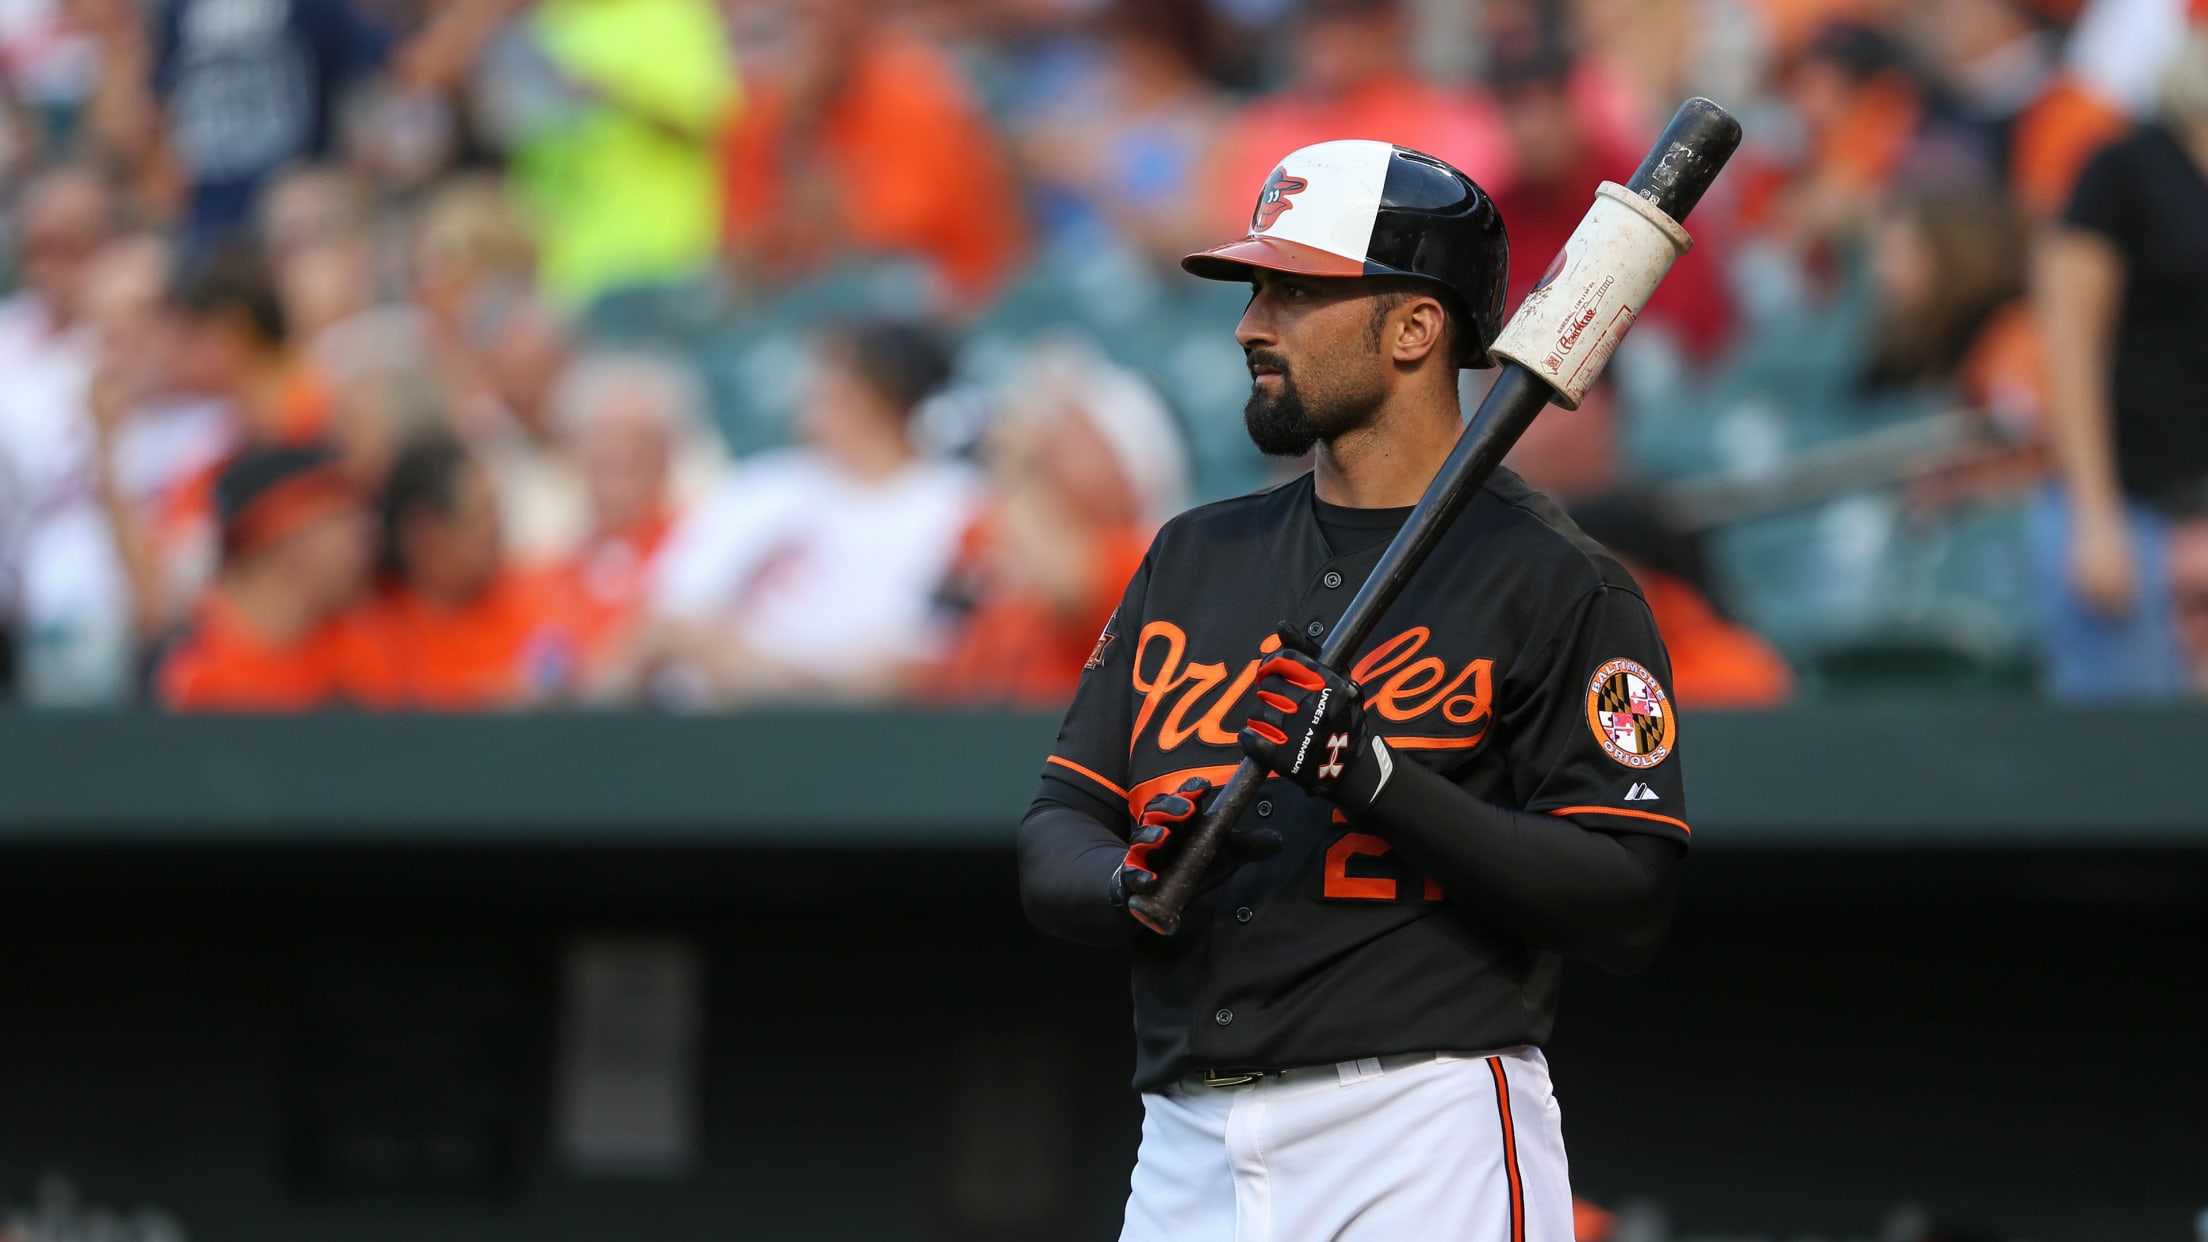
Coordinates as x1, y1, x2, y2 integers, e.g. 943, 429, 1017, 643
1340, 749, 1683, 974
1018, 795, 1137, 948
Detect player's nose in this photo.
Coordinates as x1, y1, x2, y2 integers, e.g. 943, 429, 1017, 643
1234, 295, 1277, 353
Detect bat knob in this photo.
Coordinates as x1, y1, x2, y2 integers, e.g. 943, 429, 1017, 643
1127, 896, 1181, 936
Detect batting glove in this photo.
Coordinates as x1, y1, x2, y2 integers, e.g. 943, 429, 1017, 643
1239, 622, 1374, 802
1115, 776, 1283, 904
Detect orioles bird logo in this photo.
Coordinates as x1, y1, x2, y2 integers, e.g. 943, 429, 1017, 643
1252, 167, 1308, 233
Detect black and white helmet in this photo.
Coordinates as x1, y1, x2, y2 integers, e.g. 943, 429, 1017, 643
1181, 140, 1510, 367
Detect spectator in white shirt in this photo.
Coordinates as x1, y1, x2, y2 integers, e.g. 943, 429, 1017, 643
624, 320, 977, 705
0, 164, 130, 703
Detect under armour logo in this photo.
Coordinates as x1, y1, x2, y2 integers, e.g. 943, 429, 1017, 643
1318, 733, 1351, 781
1625, 782, 1660, 801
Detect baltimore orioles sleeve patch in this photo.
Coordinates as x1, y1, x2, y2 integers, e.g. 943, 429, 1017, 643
1585, 658, 1675, 769
1085, 608, 1121, 672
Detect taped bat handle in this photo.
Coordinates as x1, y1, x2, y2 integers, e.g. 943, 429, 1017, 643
1126, 756, 1266, 935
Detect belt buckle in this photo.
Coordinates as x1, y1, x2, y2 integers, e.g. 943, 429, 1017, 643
1201, 1069, 1262, 1088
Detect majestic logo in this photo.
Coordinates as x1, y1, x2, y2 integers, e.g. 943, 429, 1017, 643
1586, 658, 1675, 769
1252, 166, 1308, 233
1130, 622, 1491, 757
1318, 733, 1352, 781
1625, 781, 1660, 801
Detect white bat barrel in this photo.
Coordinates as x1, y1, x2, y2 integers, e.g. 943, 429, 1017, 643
1488, 182, 1694, 410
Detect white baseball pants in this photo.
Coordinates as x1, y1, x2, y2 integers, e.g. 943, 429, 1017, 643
1119, 1047, 1572, 1242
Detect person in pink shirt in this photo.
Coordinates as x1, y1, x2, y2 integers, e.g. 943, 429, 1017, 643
1203, 0, 1516, 235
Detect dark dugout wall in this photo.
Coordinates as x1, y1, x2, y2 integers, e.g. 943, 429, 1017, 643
1, 711, 2202, 1242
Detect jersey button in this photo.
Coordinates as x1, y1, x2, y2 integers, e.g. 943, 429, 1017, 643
1306, 620, 1325, 639
1215, 1009, 1234, 1026
1255, 800, 1273, 817
1234, 906, 1254, 924
1323, 571, 1343, 589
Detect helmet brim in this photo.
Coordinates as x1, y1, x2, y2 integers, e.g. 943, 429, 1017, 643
1180, 235, 1367, 282
1181, 236, 1496, 369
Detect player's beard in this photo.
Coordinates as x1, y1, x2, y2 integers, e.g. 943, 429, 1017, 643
1242, 349, 1381, 457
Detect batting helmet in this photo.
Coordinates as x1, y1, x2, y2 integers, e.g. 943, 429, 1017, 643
1182, 140, 1509, 367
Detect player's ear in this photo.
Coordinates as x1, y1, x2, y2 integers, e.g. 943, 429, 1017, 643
1389, 295, 1448, 366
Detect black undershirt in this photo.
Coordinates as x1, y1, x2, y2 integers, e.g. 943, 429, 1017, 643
1313, 497, 1414, 558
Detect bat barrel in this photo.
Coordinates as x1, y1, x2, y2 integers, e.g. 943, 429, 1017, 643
1624, 97, 1742, 225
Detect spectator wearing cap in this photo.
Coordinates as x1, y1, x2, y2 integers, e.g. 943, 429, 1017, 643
2031, 14, 2208, 697
634, 319, 978, 704
919, 337, 1187, 708
356, 430, 584, 709
542, 351, 724, 672
156, 443, 395, 711
720, 0, 1025, 309
1201, 0, 1515, 240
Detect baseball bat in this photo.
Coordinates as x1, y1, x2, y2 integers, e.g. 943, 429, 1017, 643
1127, 97, 1742, 936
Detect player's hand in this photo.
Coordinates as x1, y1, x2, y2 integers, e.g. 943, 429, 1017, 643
1115, 777, 1282, 903
1239, 622, 1369, 800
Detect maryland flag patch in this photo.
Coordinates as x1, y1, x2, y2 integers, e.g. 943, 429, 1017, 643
1585, 658, 1675, 768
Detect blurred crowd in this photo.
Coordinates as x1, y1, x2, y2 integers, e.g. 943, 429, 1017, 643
0, 0, 2205, 712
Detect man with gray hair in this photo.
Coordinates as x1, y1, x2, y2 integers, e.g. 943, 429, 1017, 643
542, 349, 725, 670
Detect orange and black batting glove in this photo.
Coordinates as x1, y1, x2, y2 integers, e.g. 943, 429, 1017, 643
1115, 777, 1283, 904
1240, 621, 1379, 804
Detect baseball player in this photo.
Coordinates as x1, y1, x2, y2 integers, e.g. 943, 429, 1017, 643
1018, 140, 1689, 1239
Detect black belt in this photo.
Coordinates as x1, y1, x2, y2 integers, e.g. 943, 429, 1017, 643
1194, 1051, 1457, 1089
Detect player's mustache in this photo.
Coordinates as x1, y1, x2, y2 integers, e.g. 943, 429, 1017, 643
1245, 348, 1290, 378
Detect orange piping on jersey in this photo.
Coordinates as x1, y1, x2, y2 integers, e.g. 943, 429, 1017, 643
1488, 1056, 1526, 1242
1046, 755, 1130, 802
1379, 731, 1488, 751
1548, 805, 1692, 836
1123, 765, 1244, 817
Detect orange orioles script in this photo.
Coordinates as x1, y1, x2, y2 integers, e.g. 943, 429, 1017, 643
1129, 621, 1492, 755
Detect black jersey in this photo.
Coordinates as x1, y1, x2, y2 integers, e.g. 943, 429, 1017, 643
1037, 468, 1690, 1091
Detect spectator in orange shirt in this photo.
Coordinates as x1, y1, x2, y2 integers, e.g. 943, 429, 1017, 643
1202, 0, 1516, 239
544, 351, 724, 672
157, 443, 395, 711
921, 338, 1187, 708
1570, 496, 1796, 710
721, 0, 1026, 309
362, 432, 584, 710
170, 248, 335, 447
